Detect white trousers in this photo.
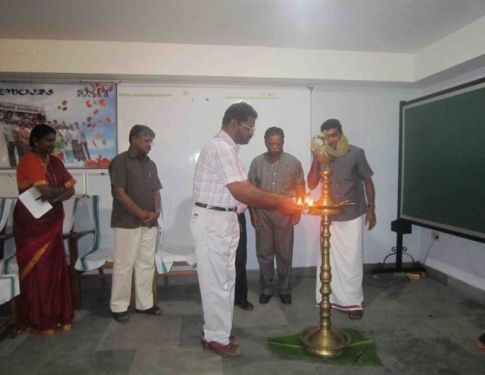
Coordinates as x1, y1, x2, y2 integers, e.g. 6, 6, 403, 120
315, 215, 364, 311
190, 206, 239, 345
110, 226, 158, 313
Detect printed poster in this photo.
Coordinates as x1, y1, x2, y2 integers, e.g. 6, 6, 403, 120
0, 82, 117, 169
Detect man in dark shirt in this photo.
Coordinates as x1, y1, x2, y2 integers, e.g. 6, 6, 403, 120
307, 119, 376, 320
109, 124, 162, 323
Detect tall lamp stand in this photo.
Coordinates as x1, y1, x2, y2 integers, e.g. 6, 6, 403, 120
299, 165, 352, 357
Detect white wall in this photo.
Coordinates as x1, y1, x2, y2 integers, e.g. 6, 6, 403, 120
2, 12, 485, 85
414, 16, 485, 81
0, 39, 414, 83
2, 16, 485, 84
116, 84, 313, 270
0, 83, 421, 272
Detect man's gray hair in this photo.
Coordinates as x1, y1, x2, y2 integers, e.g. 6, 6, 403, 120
129, 124, 155, 142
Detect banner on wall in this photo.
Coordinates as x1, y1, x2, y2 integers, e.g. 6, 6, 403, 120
0, 82, 117, 169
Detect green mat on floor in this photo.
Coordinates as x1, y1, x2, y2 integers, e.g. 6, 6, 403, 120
267, 329, 382, 367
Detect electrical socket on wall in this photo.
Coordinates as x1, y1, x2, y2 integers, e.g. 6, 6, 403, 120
431, 231, 440, 240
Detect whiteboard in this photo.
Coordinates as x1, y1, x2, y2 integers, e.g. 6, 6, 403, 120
118, 84, 319, 269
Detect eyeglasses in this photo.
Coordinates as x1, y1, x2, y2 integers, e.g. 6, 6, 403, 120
239, 122, 255, 134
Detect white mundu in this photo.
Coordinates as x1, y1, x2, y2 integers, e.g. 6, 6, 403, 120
315, 215, 364, 310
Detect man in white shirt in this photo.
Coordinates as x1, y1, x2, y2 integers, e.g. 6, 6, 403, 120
191, 102, 297, 358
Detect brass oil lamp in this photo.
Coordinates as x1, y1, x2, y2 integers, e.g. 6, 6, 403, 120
297, 134, 353, 357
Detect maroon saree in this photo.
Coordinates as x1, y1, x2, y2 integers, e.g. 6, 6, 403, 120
14, 152, 75, 332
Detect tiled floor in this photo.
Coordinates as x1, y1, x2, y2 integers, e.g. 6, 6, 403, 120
1, 268, 484, 374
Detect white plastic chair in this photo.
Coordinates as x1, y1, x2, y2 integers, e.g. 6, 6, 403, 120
0, 198, 19, 340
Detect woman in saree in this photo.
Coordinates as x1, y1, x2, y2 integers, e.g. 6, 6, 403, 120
14, 124, 76, 336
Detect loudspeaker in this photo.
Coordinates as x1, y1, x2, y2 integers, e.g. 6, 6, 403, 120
391, 219, 412, 234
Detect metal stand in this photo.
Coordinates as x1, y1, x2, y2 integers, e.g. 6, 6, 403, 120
371, 219, 426, 275
299, 166, 351, 358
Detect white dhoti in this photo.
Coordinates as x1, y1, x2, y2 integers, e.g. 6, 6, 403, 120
315, 215, 364, 311
190, 206, 239, 345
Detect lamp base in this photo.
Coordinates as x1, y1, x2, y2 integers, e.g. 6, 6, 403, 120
300, 326, 351, 358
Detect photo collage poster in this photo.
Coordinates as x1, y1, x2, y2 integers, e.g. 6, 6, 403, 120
0, 82, 117, 169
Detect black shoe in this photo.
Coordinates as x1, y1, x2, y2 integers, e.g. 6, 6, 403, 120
235, 300, 254, 311
259, 294, 272, 304
135, 305, 162, 315
280, 294, 292, 305
112, 310, 130, 323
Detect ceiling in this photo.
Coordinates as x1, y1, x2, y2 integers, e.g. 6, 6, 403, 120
2, 0, 485, 54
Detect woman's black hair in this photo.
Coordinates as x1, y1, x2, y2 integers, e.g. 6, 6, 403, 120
29, 124, 56, 148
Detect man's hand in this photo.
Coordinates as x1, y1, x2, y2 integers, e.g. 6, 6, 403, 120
365, 207, 376, 230
142, 210, 159, 225
277, 197, 300, 217
311, 149, 331, 166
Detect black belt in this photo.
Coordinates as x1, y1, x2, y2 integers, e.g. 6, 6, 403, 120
195, 202, 237, 212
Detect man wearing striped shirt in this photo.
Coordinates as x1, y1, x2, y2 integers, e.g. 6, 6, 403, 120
191, 102, 297, 358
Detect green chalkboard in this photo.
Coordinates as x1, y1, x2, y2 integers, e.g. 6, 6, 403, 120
399, 79, 485, 241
